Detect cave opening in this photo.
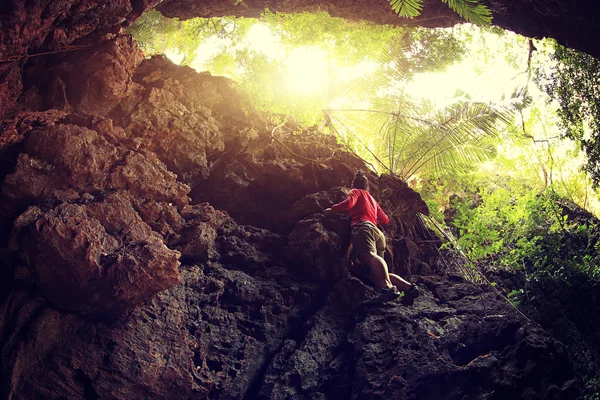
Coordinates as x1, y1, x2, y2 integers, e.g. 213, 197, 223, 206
2, 2, 600, 399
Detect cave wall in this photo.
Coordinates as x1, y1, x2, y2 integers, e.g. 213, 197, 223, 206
0, 1, 598, 399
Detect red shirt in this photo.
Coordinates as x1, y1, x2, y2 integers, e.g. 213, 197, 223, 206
332, 189, 389, 227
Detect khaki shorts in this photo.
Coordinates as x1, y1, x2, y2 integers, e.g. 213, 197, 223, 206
351, 221, 386, 259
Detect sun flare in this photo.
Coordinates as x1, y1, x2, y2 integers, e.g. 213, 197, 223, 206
283, 47, 329, 95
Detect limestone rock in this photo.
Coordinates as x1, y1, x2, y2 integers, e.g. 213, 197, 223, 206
10, 192, 181, 314
2, 123, 190, 206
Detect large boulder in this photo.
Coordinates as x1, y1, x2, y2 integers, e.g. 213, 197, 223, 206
9, 192, 181, 314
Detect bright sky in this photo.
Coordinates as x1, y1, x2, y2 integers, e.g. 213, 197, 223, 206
162, 21, 554, 117
187, 23, 536, 110
162, 23, 521, 111
185, 23, 378, 98
405, 26, 530, 106
167, 22, 559, 135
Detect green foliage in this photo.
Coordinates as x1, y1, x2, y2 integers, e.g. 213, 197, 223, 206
328, 100, 511, 179
390, 0, 423, 18
326, 30, 514, 179
535, 42, 600, 188
127, 11, 251, 66
389, 0, 492, 25
584, 378, 600, 400
379, 29, 467, 78
261, 11, 397, 66
451, 188, 549, 264
507, 289, 524, 307
449, 186, 600, 281
442, 0, 492, 26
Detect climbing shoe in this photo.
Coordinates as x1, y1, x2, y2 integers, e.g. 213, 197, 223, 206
400, 285, 420, 306
362, 286, 401, 306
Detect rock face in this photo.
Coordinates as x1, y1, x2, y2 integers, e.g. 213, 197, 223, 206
10, 194, 181, 315
0, 3, 595, 399
0, 0, 162, 118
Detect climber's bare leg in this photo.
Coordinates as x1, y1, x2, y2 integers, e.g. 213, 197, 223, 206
359, 251, 393, 289
389, 273, 411, 291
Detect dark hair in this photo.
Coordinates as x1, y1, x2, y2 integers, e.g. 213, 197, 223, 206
352, 170, 369, 191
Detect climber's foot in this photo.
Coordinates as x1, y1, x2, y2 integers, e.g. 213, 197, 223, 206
362, 286, 401, 306
400, 284, 420, 306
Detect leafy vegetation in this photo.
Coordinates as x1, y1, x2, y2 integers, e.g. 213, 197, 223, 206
536, 42, 600, 188
322, 28, 518, 179
389, 0, 492, 25
127, 10, 251, 66
326, 100, 511, 179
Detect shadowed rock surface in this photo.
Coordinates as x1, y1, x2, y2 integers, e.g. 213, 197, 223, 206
1, 2, 599, 399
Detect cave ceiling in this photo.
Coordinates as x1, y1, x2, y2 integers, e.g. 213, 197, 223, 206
155, 0, 600, 60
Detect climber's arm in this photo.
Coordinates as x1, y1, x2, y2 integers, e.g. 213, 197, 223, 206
330, 189, 359, 213
377, 204, 390, 225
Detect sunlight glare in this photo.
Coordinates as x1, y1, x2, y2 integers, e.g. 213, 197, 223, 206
165, 49, 184, 65
284, 47, 329, 95
245, 24, 282, 58
337, 60, 378, 82
191, 36, 230, 70
404, 29, 529, 107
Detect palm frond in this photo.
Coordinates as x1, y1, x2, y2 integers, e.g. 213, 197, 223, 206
394, 101, 512, 179
378, 33, 416, 83
388, 0, 492, 25
442, 0, 492, 26
389, 0, 424, 18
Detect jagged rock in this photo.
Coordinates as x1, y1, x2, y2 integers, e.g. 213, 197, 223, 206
255, 274, 580, 399
0, 64, 22, 119
133, 55, 258, 124
116, 83, 224, 183
175, 203, 230, 262
34, 35, 144, 115
97, 55, 259, 184
0, 259, 320, 399
191, 135, 363, 233
0, 0, 163, 119
288, 188, 348, 222
0, 251, 581, 399
350, 298, 578, 399
2, 123, 190, 206
108, 150, 190, 205
9, 192, 181, 314
287, 212, 351, 282
132, 198, 186, 244
217, 218, 287, 274
257, 278, 368, 399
